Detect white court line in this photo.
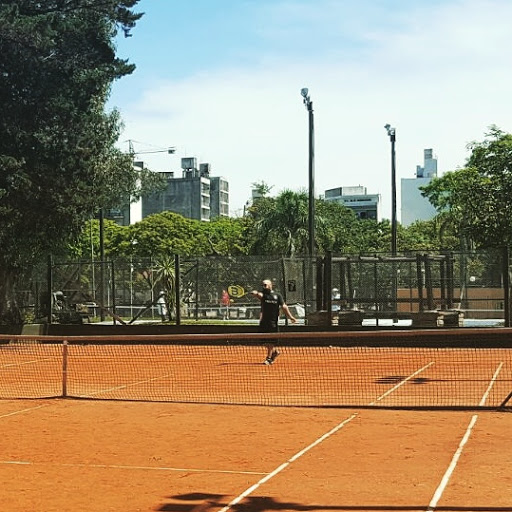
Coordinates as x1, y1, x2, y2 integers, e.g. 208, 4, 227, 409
218, 362, 434, 512
425, 362, 504, 512
0, 404, 47, 419
0, 460, 266, 475
369, 362, 435, 406
0, 358, 53, 369
77, 373, 174, 398
479, 362, 504, 407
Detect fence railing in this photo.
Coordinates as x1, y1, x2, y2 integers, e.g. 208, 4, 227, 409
16, 248, 512, 327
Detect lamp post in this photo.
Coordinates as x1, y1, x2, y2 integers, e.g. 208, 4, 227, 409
301, 88, 315, 256
385, 124, 398, 320
384, 124, 397, 256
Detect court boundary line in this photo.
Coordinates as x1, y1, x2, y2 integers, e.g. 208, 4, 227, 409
425, 361, 504, 511
369, 361, 435, 405
76, 372, 175, 398
217, 361, 434, 512
0, 357, 54, 369
0, 404, 48, 419
0, 460, 267, 475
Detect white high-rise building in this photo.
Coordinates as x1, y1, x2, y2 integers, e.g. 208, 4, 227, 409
401, 149, 438, 226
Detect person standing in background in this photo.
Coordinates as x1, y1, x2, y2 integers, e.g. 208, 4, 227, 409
156, 291, 168, 322
220, 289, 231, 320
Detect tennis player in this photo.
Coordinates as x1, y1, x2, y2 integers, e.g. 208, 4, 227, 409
251, 279, 297, 365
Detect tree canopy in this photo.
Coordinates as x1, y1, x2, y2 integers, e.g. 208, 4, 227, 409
0, 0, 142, 322
70, 188, 452, 264
421, 126, 512, 248
231, 189, 399, 257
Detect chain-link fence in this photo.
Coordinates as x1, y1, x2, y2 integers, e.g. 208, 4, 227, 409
16, 248, 512, 327
179, 255, 317, 322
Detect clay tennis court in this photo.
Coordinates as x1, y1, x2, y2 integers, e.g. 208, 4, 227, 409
1, 331, 512, 511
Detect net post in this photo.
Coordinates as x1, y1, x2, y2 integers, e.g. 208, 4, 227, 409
498, 391, 512, 411
62, 340, 68, 398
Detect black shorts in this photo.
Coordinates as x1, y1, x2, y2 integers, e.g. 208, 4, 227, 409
259, 322, 279, 344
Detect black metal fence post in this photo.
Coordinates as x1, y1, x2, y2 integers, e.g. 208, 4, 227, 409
47, 255, 53, 324
175, 254, 181, 325
503, 246, 510, 327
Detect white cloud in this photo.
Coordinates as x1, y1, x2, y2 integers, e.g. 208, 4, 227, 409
113, 0, 512, 219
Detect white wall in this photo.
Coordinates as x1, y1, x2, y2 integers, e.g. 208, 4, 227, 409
401, 177, 437, 226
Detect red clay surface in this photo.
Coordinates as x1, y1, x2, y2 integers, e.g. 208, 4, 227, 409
1, 399, 512, 512
2, 337, 512, 510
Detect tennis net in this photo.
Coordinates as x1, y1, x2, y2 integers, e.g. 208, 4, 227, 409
1, 330, 512, 409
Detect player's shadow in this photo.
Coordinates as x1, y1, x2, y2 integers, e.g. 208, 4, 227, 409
159, 493, 512, 512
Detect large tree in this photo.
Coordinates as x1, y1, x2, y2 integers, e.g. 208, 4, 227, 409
422, 126, 512, 249
120, 212, 210, 259
0, 1, 144, 322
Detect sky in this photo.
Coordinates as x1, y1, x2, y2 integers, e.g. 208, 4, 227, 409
108, 0, 512, 220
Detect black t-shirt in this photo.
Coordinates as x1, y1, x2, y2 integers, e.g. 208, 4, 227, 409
260, 290, 284, 331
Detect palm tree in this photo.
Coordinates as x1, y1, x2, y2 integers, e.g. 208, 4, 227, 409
153, 254, 176, 320
250, 190, 310, 256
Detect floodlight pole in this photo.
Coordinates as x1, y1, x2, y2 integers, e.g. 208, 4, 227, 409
385, 124, 398, 321
302, 88, 315, 256
385, 125, 397, 256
